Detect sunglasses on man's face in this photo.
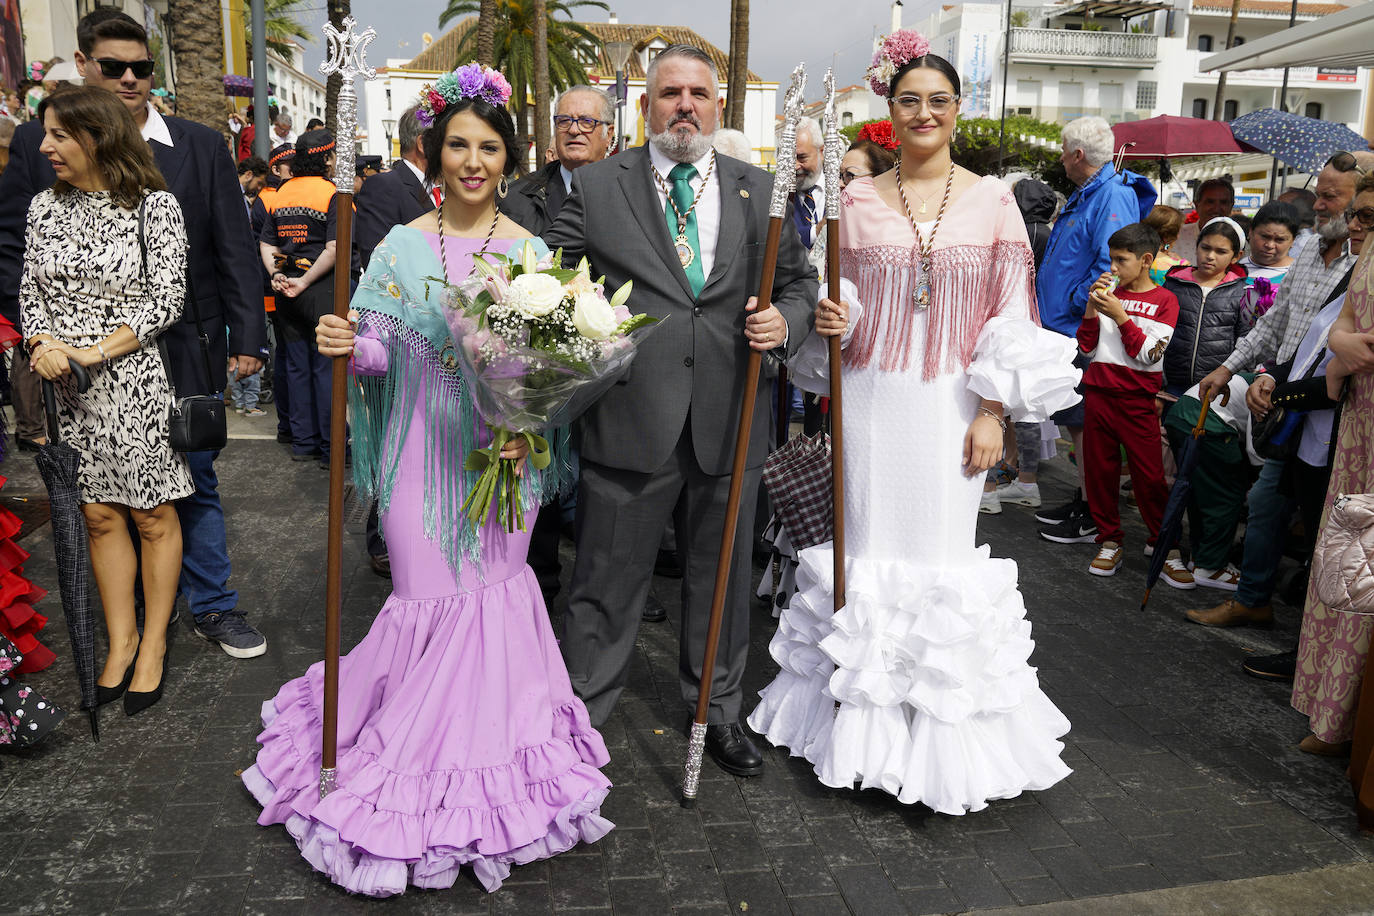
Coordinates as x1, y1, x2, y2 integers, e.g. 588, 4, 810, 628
94, 58, 154, 81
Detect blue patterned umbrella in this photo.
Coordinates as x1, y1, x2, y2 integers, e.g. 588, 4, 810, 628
1230, 108, 1370, 175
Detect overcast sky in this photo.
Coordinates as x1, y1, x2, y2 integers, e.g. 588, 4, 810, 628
297, 0, 942, 113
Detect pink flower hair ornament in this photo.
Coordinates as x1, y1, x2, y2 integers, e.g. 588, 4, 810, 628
866, 29, 932, 98
415, 63, 514, 128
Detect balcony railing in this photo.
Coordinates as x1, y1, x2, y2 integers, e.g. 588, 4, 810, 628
1009, 28, 1159, 63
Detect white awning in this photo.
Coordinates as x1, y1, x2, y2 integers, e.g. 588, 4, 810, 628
1200, 2, 1374, 71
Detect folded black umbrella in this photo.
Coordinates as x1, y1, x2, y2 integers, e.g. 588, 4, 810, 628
34, 360, 96, 738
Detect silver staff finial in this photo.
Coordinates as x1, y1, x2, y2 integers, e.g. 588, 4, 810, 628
320, 16, 377, 194
821, 69, 842, 221
770, 63, 808, 219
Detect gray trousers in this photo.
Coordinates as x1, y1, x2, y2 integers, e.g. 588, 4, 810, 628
562, 424, 760, 728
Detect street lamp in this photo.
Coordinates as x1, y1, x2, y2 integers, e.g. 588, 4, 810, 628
604, 40, 633, 152
382, 117, 397, 162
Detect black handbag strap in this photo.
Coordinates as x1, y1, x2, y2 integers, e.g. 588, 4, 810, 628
137, 195, 218, 396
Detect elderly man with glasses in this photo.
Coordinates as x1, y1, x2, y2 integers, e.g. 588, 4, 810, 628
1188, 150, 1374, 651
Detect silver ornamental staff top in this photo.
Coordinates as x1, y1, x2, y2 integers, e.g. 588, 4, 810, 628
320, 15, 377, 195
769, 64, 807, 220
821, 69, 842, 222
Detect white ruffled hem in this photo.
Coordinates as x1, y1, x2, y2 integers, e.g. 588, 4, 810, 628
747, 544, 1072, 815
965, 316, 1082, 423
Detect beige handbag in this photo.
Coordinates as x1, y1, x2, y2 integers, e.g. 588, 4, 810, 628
1313, 493, 1374, 615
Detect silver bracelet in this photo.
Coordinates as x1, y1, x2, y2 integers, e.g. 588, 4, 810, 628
976, 406, 1008, 432
96, 341, 109, 362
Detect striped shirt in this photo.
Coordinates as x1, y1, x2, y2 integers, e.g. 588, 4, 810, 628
1222, 237, 1356, 373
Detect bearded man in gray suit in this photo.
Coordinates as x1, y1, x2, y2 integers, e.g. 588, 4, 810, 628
544, 44, 817, 776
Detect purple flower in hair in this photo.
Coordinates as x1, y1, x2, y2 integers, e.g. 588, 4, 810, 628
455, 64, 486, 98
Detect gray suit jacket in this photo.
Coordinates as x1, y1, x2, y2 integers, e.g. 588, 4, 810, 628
544, 147, 818, 476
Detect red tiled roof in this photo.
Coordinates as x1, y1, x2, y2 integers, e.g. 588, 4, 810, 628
1191, 0, 1346, 15
407, 19, 761, 82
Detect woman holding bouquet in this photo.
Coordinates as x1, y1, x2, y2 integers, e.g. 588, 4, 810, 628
748, 31, 1082, 814
243, 65, 613, 896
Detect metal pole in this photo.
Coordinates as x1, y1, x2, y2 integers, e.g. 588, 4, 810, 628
252, 0, 270, 160
316, 15, 376, 799
821, 70, 846, 613
996, 0, 1013, 174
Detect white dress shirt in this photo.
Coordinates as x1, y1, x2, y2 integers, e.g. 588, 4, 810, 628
647, 142, 720, 282
142, 102, 173, 147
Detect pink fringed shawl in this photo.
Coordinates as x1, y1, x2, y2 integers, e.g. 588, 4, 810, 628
840, 176, 1039, 380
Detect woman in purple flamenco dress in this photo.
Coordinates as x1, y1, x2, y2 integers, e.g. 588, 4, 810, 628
242, 70, 613, 897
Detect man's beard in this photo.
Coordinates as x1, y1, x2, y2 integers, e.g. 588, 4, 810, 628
795, 168, 820, 191
648, 113, 713, 163
1316, 210, 1350, 245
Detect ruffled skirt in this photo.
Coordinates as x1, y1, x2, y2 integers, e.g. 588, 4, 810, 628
748, 544, 1071, 815
243, 567, 613, 896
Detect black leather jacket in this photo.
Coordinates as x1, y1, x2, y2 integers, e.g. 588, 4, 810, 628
1162, 264, 1252, 397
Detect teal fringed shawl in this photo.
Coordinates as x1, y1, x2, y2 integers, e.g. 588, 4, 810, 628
347, 226, 573, 578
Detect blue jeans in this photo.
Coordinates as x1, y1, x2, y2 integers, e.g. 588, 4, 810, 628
281, 337, 332, 458
176, 449, 238, 619
227, 370, 261, 410
1235, 457, 1295, 608
269, 312, 292, 438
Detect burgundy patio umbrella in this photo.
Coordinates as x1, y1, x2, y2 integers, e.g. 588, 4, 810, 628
1112, 115, 1250, 159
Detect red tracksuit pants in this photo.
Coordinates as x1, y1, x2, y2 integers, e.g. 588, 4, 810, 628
1083, 388, 1168, 546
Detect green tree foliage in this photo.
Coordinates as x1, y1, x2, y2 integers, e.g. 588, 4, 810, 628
244, 0, 313, 62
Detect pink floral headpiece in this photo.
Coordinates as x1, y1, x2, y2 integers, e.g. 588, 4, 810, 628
416, 63, 514, 128
866, 29, 932, 98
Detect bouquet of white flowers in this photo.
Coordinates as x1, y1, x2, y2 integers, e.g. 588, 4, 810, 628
441, 241, 658, 532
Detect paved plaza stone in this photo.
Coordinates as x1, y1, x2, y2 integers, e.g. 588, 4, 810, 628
0, 419, 1371, 914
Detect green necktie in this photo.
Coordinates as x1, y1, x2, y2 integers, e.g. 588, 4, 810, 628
665, 162, 705, 297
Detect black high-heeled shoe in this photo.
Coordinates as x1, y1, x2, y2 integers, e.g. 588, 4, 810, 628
124, 651, 169, 717
95, 660, 136, 707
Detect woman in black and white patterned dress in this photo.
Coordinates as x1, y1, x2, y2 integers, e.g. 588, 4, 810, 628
21, 87, 192, 717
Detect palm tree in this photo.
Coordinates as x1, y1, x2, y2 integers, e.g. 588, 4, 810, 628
477, 0, 497, 66
244, 0, 313, 63
532, 0, 550, 165
166, 0, 229, 138
324, 0, 350, 143
436, 0, 609, 148
725, 0, 749, 132
1211, 0, 1241, 120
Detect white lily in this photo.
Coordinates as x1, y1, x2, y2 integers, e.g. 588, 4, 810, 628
609, 280, 633, 311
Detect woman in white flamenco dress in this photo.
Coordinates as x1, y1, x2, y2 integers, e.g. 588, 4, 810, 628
748, 40, 1082, 816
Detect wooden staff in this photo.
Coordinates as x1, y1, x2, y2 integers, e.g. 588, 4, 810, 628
317, 16, 376, 799
681, 63, 807, 808
820, 70, 846, 611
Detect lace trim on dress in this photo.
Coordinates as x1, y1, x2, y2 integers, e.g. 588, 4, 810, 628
842, 239, 1037, 380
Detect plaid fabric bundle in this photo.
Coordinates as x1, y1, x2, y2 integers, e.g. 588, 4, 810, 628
762, 432, 833, 551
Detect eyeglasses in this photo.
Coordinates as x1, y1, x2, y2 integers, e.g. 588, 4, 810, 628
1327, 151, 1368, 177
1345, 206, 1374, 229
839, 169, 872, 186
553, 115, 609, 133
93, 57, 155, 80
890, 94, 958, 116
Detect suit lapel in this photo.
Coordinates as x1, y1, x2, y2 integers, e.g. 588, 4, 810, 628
398, 164, 430, 209
617, 147, 694, 300
702, 159, 748, 294
152, 119, 189, 191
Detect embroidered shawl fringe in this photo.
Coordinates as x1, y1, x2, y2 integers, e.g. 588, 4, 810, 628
841, 239, 1037, 380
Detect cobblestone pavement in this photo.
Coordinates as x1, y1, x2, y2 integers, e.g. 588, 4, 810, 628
0, 421, 1370, 914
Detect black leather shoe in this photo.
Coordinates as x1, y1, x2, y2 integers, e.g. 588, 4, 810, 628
276, 430, 293, 444
369, 553, 391, 579
15, 437, 42, 452
703, 722, 764, 777
124, 651, 170, 717
1243, 649, 1296, 681
95, 660, 135, 707
642, 593, 667, 623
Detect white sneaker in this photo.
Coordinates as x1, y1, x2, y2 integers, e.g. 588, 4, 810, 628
1194, 565, 1240, 591
1162, 550, 1196, 589
996, 481, 1041, 507
979, 489, 1002, 514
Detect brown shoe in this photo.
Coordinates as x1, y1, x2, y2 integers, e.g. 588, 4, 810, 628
1185, 598, 1273, 628
1299, 734, 1352, 757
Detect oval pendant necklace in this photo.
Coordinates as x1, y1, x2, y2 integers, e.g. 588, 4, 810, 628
896, 160, 955, 309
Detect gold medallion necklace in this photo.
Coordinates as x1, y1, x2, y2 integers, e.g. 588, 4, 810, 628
651, 151, 717, 270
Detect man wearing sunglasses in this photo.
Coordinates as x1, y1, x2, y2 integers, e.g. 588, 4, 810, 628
1188, 149, 1374, 643
0, 9, 269, 659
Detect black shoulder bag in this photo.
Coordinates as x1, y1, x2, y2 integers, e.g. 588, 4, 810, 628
137, 197, 228, 452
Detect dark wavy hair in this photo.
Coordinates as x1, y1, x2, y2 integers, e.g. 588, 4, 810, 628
888, 54, 962, 100
847, 139, 896, 178
422, 96, 522, 184
292, 129, 335, 178
1251, 201, 1300, 238
39, 87, 166, 209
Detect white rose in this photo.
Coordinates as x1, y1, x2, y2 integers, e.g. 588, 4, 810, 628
571, 291, 619, 340
505, 272, 565, 319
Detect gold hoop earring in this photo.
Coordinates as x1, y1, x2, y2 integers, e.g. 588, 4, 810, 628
497, 175, 509, 198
